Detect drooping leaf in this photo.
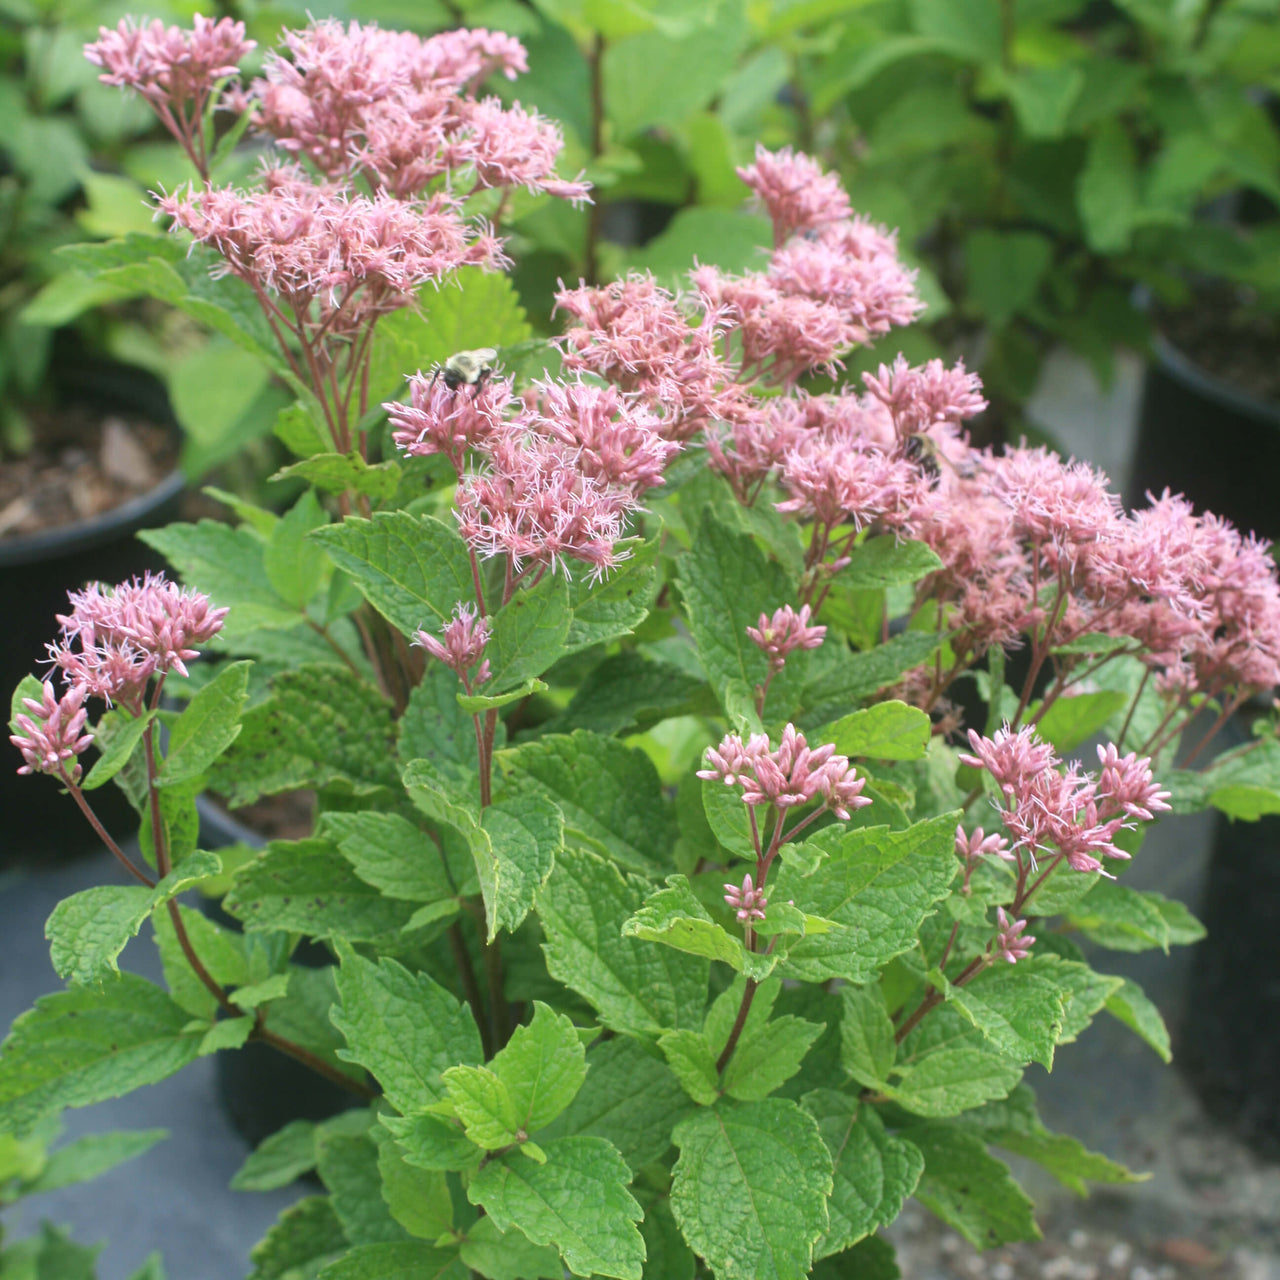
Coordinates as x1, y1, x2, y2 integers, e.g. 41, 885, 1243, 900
231, 1119, 318, 1191
1104, 977, 1171, 1062
317, 1130, 407, 1246
45, 851, 222, 986
839, 983, 897, 1091
901, 1121, 1041, 1250
24, 1127, 167, 1194
0, 974, 202, 1134
936, 963, 1067, 1068
158, 661, 252, 785
671, 1098, 833, 1280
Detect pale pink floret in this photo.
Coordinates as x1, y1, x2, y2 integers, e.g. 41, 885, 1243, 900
85, 15, 253, 103
529, 379, 681, 493
413, 602, 491, 686
56, 574, 228, 690
697, 723, 870, 821
747, 604, 826, 672
388, 371, 512, 471
450, 98, 591, 204
724, 873, 768, 923
994, 907, 1035, 964
862, 355, 987, 440
10, 683, 95, 781
955, 824, 1013, 863
736, 144, 852, 243
454, 427, 639, 581
776, 434, 921, 530
1096, 744, 1171, 821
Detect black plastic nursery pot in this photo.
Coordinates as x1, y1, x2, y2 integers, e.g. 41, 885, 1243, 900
1, 365, 184, 865
196, 796, 358, 1149
1126, 334, 1280, 540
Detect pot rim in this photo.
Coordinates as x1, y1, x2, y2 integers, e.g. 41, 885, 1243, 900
1151, 333, 1280, 432
0, 466, 186, 569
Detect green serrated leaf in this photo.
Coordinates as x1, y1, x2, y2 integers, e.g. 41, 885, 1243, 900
332, 948, 483, 1114
45, 851, 221, 987
159, 661, 251, 785
231, 1119, 317, 1191
1104, 977, 1171, 1062
81, 707, 155, 791
802, 1093, 923, 1258
938, 962, 1067, 1068
774, 815, 959, 985
444, 1003, 586, 1147
537, 845, 708, 1037
318, 1130, 407, 1246
24, 1127, 167, 1194
309, 512, 475, 637
467, 1136, 644, 1280
840, 983, 897, 1091
818, 700, 932, 761
457, 677, 547, 712
565, 551, 661, 653
0, 974, 202, 1134
658, 1030, 720, 1105
804, 631, 945, 712
884, 1048, 1023, 1118
487, 576, 572, 693
381, 1111, 481, 1173
321, 810, 461, 909
834, 537, 942, 590
671, 1098, 833, 1280
498, 730, 675, 874
317, 1241, 467, 1280
479, 792, 563, 936
249, 1196, 347, 1279
460, 1216, 564, 1280
272, 452, 402, 500
902, 1121, 1041, 1250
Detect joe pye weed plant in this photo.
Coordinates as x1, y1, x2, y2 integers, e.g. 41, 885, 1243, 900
6, 15, 1280, 1280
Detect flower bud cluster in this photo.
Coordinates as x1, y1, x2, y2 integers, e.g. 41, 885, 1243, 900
724, 873, 768, 923
746, 604, 826, 674
11, 575, 226, 781
960, 725, 1170, 875
413, 603, 492, 688
698, 723, 870, 821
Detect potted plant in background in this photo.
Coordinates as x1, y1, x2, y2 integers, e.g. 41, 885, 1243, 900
7, 15, 1280, 1278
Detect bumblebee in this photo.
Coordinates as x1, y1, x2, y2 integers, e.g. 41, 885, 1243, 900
902, 432, 942, 487
433, 348, 498, 394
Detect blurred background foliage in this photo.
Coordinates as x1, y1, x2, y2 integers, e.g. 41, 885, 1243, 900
2, 0, 1278, 473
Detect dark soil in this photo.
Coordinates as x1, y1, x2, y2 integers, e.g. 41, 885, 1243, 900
0, 404, 178, 539
210, 790, 316, 843
1156, 285, 1280, 406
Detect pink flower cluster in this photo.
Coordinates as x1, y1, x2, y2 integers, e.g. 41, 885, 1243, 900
747, 604, 826, 673
698, 723, 870, 821
392, 370, 681, 581
724, 873, 768, 923
994, 907, 1035, 964
414, 603, 491, 689
157, 173, 503, 339
249, 20, 587, 203
960, 725, 1170, 874
11, 575, 227, 781
85, 16, 253, 170
10, 684, 94, 783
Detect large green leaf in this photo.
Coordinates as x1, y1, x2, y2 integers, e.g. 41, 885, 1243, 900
498, 730, 676, 874
318, 1131, 406, 1246
1077, 121, 1138, 253
248, 1196, 347, 1280
332, 948, 483, 1114
901, 1121, 1040, 1250
0, 974, 202, 1133
833, 538, 942, 590
671, 1099, 833, 1280
885, 1048, 1023, 1118
487, 575, 572, 693
774, 815, 958, 984
803, 631, 945, 713
540, 651, 713, 738
45, 851, 221, 987
321, 810, 464, 912
317, 1242, 467, 1280
210, 666, 398, 807
1104, 978, 1171, 1062
538, 845, 708, 1036
937, 963, 1067, 1068
225, 838, 420, 944
309, 512, 475, 637
801, 1093, 923, 1258
467, 1136, 645, 1280
563, 544, 662, 654
159, 661, 251, 785
839, 983, 897, 1091
24, 1128, 167, 1194
817, 700, 932, 761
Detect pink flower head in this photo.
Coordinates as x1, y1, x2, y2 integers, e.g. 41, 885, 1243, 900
959, 724, 1059, 801
1096, 743, 1171, 822
736, 144, 852, 244
10, 682, 94, 782
747, 604, 826, 672
724, 873, 768, 923
862, 355, 987, 440
955, 824, 1013, 863
449, 98, 591, 204
85, 15, 253, 107
454, 428, 639, 581
415, 26, 528, 90
697, 723, 870, 820
388, 369, 513, 470
528, 379, 681, 493
413, 602, 491, 686
994, 907, 1035, 964
52, 574, 227, 703
776, 433, 921, 531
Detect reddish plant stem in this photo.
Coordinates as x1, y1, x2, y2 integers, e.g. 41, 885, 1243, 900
583, 32, 605, 286
1113, 665, 1152, 750
58, 770, 155, 888
254, 1026, 376, 1098
1182, 693, 1245, 768
895, 954, 988, 1044
715, 977, 759, 1075
1016, 851, 1065, 915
